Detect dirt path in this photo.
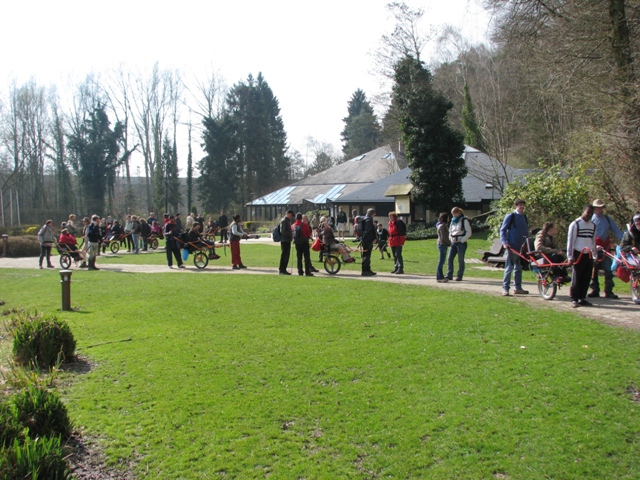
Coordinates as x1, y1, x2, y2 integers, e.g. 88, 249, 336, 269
2, 255, 639, 331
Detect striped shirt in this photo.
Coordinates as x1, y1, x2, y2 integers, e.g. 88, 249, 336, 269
566, 217, 596, 261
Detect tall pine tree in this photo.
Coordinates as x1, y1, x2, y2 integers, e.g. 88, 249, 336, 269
198, 72, 289, 210
392, 57, 466, 214
341, 89, 381, 159
461, 84, 484, 151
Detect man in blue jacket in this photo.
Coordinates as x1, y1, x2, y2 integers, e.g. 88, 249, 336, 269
500, 199, 529, 296
589, 199, 624, 299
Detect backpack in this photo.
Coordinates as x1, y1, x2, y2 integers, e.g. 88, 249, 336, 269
272, 224, 282, 242
354, 216, 365, 237
293, 223, 305, 244
396, 219, 407, 236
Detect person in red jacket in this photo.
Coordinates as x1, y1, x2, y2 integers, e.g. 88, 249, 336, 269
388, 212, 406, 274
292, 213, 314, 276
58, 228, 87, 267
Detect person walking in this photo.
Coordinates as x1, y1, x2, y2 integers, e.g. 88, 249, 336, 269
163, 215, 185, 269
567, 204, 597, 308
388, 212, 406, 274
229, 214, 248, 269
361, 208, 377, 276
376, 222, 391, 259
279, 210, 294, 275
436, 212, 451, 282
588, 199, 625, 299
86, 215, 103, 270
37, 219, 55, 269
500, 199, 530, 296
293, 213, 314, 276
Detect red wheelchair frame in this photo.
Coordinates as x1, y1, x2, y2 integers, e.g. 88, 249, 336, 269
604, 249, 640, 304
507, 246, 590, 301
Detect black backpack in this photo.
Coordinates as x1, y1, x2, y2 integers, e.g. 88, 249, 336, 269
293, 224, 305, 244
272, 224, 282, 242
396, 219, 407, 236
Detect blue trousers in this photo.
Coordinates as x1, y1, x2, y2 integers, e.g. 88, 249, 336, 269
447, 242, 467, 280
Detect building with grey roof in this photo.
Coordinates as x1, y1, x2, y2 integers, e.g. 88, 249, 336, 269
244, 145, 403, 221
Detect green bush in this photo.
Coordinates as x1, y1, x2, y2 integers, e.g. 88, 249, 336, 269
0, 401, 23, 449
5, 236, 41, 257
0, 435, 70, 479
12, 312, 76, 368
11, 384, 72, 440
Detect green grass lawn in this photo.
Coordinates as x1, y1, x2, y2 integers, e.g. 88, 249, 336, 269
94, 232, 507, 279
1, 268, 640, 478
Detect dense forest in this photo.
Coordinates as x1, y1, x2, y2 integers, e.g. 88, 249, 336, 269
1, 0, 639, 225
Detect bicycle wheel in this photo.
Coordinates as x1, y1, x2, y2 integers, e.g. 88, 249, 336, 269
324, 255, 341, 275
150, 238, 159, 250
194, 252, 208, 269
538, 279, 557, 300
59, 254, 71, 269
631, 273, 640, 303
110, 242, 120, 254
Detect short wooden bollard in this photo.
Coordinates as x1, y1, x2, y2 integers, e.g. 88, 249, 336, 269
59, 269, 72, 311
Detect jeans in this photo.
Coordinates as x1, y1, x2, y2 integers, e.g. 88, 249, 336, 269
39, 245, 52, 267
436, 244, 449, 280
590, 254, 614, 294
131, 233, 139, 253
391, 245, 403, 271
447, 242, 467, 280
502, 250, 523, 291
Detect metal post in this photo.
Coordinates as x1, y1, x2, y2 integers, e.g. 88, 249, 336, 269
1, 234, 7, 257
59, 270, 73, 311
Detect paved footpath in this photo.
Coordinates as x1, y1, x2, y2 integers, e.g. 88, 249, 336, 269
2, 255, 639, 331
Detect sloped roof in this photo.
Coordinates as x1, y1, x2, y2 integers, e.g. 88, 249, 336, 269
337, 147, 514, 204
246, 145, 401, 206
338, 168, 412, 203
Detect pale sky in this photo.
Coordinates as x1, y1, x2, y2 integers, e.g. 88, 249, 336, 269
1, 0, 490, 171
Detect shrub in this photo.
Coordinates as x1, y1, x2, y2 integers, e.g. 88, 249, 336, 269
0, 435, 70, 479
0, 401, 23, 449
12, 312, 76, 368
6, 236, 41, 257
11, 384, 72, 440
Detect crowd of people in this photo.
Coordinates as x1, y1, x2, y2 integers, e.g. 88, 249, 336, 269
36, 200, 640, 305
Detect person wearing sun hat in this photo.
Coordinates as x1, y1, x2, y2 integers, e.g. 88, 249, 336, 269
589, 199, 625, 299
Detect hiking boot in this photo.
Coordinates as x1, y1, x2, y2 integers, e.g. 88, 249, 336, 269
279, 271, 291, 275
587, 291, 600, 298
178, 264, 186, 269
239, 264, 247, 269
394, 269, 404, 275
305, 273, 314, 277
578, 299, 593, 306
604, 292, 619, 299
514, 289, 529, 295
391, 269, 398, 274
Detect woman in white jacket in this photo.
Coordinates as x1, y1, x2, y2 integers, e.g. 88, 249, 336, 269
446, 207, 472, 281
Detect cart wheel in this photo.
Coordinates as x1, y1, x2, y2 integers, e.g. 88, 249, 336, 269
324, 254, 341, 275
631, 274, 640, 303
150, 238, 159, 250
60, 254, 71, 270
194, 252, 208, 269
538, 279, 557, 300
110, 242, 120, 254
